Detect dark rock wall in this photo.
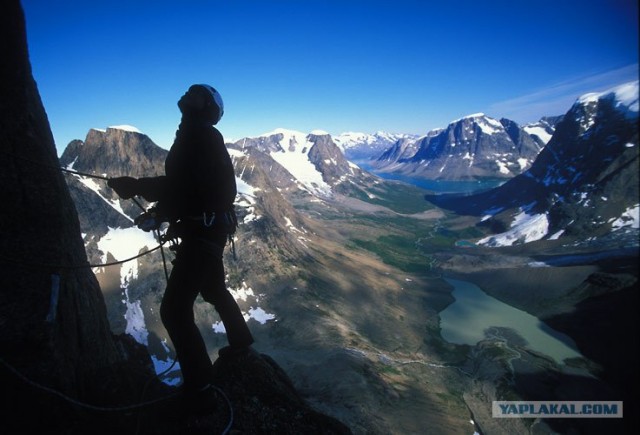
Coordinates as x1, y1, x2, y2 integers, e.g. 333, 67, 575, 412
0, 0, 145, 407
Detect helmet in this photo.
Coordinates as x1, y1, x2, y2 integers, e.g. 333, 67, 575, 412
187, 84, 224, 124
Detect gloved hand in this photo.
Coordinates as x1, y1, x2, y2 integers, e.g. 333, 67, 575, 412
107, 176, 139, 199
134, 208, 162, 232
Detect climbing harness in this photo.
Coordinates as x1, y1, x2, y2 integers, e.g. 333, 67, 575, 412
203, 211, 216, 227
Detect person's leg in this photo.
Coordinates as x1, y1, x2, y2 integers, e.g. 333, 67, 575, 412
160, 245, 213, 391
209, 257, 254, 347
198, 237, 254, 349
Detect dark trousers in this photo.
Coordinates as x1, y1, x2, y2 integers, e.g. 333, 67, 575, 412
160, 235, 254, 390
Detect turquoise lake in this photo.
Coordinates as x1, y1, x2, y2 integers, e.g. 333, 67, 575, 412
439, 278, 583, 363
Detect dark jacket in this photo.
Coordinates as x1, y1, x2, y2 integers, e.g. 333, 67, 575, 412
137, 119, 236, 230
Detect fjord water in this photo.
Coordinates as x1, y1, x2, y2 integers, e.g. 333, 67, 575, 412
440, 278, 583, 363
359, 162, 505, 194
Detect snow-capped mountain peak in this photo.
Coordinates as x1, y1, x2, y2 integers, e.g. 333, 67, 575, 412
577, 80, 639, 119
453, 112, 486, 122
333, 131, 419, 162
333, 131, 416, 150
257, 127, 307, 139
267, 131, 332, 196
523, 118, 559, 144
233, 128, 371, 198
109, 124, 142, 133
374, 114, 546, 180
449, 113, 504, 135
91, 124, 143, 134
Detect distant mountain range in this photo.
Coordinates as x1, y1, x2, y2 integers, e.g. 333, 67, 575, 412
426, 81, 639, 247
333, 131, 419, 162
329, 116, 562, 182
61, 80, 638, 258
369, 115, 561, 180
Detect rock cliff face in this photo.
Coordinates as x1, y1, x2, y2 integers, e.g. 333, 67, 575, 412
61, 127, 167, 179
1, 1, 157, 431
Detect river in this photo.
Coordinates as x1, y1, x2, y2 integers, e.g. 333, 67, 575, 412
439, 278, 583, 364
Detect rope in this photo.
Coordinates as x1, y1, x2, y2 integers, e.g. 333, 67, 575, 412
0, 355, 177, 412
2, 149, 111, 181
0, 243, 165, 270
1, 152, 164, 270
2, 353, 233, 434
214, 384, 234, 435
60, 166, 109, 180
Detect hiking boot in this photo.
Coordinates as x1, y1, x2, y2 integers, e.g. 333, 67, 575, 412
182, 383, 219, 416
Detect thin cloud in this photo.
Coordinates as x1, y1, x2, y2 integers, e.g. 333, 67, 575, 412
489, 64, 639, 123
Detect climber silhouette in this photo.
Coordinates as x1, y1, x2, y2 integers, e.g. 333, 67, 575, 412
108, 84, 254, 405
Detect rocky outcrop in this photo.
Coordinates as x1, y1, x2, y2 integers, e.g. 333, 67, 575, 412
103, 350, 352, 435
1, 0, 157, 430
307, 133, 357, 186
60, 127, 167, 179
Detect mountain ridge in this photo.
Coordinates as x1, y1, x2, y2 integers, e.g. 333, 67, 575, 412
426, 80, 639, 247
373, 113, 552, 180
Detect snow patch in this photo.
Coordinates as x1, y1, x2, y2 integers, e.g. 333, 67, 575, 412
108, 124, 142, 133
123, 289, 148, 345
76, 175, 131, 219
578, 80, 639, 119
476, 116, 504, 135
611, 204, 640, 230
96, 227, 158, 345
477, 210, 549, 247
495, 159, 510, 175
266, 129, 332, 196
96, 227, 158, 282
65, 156, 78, 170
524, 125, 553, 144
211, 281, 276, 333
236, 176, 256, 197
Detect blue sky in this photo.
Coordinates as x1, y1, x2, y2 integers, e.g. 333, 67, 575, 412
22, 0, 639, 154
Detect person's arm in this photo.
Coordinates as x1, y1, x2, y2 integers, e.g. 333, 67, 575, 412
107, 175, 167, 201
137, 176, 168, 201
